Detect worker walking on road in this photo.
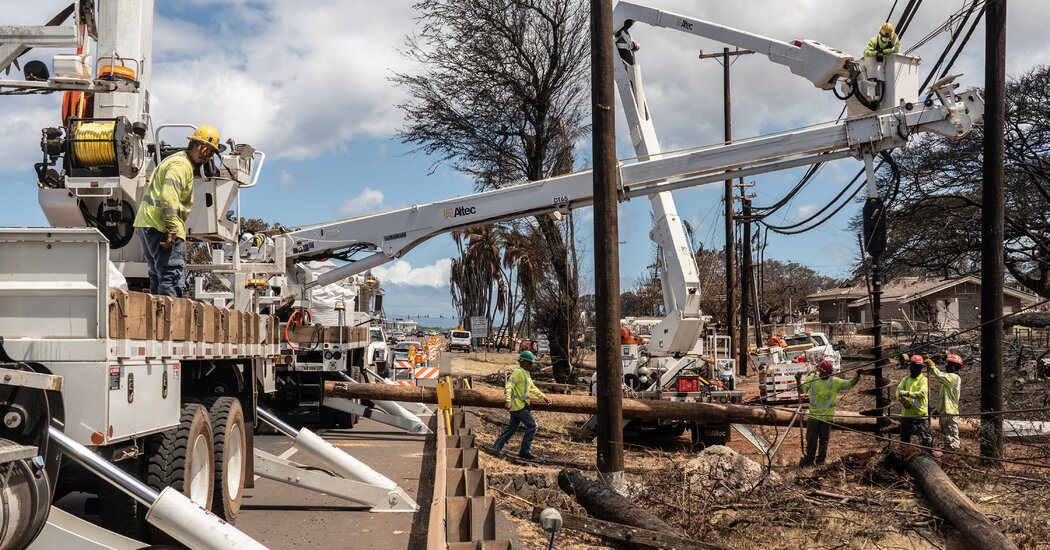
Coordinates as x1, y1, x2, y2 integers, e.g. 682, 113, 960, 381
491, 351, 553, 460
897, 355, 933, 449
133, 124, 221, 297
926, 355, 964, 450
864, 22, 900, 59
795, 360, 861, 466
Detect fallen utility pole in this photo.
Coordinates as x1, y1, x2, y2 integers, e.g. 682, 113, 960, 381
557, 469, 687, 542
323, 381, 886, 431
900, 448, 1019, 550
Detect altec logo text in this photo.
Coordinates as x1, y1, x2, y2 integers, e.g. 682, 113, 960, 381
443, 206, 477, 219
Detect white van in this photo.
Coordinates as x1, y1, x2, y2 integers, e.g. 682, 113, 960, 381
448, 330, 473, 352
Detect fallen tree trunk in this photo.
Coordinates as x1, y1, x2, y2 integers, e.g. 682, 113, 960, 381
324, 381, 886, 430
530, 506, 729, 550
899, 447, 1020, 550
556, 469, 687, 545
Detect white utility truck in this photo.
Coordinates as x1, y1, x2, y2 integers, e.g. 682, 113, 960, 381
0, 0, 983, 547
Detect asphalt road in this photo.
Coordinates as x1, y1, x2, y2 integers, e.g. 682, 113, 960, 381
237, 414, 432, 550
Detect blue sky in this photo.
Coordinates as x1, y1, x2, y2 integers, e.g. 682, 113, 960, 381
2, 0, 1048, 323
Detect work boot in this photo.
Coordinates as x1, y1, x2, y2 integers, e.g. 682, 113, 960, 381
489, 447, 502, 457
518, 451, 536, 460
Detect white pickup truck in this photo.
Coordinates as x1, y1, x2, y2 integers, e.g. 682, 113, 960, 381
780, 331, 843, 371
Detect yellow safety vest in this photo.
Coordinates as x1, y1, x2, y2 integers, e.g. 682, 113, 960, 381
133, 151, 195, 239
930, 366, 961, 415
504, 367, 545, 412
864, 33, 900, 57
800, 375, 858, 421
896, 374, 929, 418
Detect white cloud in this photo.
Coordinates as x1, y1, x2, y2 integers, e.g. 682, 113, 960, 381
373, 258, 452, 288
277, 168, 309, 190
796, 203, 819, 219
339, 187, 389, 216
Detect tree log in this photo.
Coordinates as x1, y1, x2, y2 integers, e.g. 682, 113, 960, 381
557, 469, 684, 542
900, 448, 1020, 550
530, 506, 729, 550
323, 381, 886, 431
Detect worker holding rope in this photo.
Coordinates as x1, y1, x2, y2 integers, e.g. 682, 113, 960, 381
133, 125, 221, 296
897, 355, 933, 449
795, 360, 860, 466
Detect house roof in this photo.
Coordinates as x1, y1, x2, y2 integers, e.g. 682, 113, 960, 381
808, 276, 1039, 306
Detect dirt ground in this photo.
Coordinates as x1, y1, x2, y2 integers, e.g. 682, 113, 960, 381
452, 349, 1050, 549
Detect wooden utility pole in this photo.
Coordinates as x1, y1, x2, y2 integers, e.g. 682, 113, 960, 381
590, 0, 624, 488
981, 0, 1006, 459
699, 48, 754, 374
739, 197, 752, 366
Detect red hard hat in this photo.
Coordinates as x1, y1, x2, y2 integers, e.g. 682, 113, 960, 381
817, 360, 834, 375
946, 354, 964, 369
910, 354, 924, 365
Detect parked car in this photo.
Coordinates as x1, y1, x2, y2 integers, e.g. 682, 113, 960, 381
448, 330, 473, 352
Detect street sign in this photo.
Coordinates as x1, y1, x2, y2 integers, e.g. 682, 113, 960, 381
470, 316, 488, 338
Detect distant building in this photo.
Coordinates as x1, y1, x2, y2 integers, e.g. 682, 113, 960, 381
806, 276, 1038, 330
388, 319, 418, 334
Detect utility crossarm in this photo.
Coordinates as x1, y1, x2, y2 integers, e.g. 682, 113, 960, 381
281, 81, 982, 291
612, 1, 856, 91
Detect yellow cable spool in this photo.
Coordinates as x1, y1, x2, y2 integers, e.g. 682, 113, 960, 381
70, 120, 117, 167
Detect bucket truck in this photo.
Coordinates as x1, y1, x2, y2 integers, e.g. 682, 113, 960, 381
0, 0, 983, 547
1, 2, 417, 548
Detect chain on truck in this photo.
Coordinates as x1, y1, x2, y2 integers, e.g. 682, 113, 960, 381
0, 0, 985, 547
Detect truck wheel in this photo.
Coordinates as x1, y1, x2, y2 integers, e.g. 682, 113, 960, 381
319, 404, 356, 429
690, 423, 731, 447
98, 469, 148, 540
148, 403, 215, 510
204, 396, 246, 523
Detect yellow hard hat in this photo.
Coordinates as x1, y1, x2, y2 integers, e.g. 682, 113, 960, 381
879, 22, 895, 37
187, 124, 221, 152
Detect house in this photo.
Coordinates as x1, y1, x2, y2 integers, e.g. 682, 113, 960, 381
806, 276, 1039, 330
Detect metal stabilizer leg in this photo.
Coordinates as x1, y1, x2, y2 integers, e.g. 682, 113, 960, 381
47, 427, 268, 550
255, 408, 419, 512
362, 367, 434, 417
323, 397, 431, 435
334, 373, 431, 434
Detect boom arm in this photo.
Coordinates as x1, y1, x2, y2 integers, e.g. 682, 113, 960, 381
280, 86, 982, 292
612, 1, 856, 91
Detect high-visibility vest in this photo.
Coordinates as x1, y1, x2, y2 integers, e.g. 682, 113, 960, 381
930, 366, 961, 415
504, 367, 545, 412
133, 151, 194, 239
896, 375, 929, 418
800, 375, 858, 421
864, 33, 900, 57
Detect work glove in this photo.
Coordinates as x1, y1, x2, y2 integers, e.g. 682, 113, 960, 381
924, 358, 935, 368
160, 230, 177, 250
876, 53, 884, 62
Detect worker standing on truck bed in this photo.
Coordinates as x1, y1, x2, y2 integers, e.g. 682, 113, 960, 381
491, 351, 552, 460
864, 22, 900, 60
133, 124, 221, 297
926, 355, 964, 450
795, 360, 861, 466
897, 354, 933, 449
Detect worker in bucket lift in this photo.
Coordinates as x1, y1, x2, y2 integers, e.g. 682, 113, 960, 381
864, 22, 900, 60
926, 354, 964, 450
795, 360, 860, 466
896, 354, 934, 449
490, 351, 552, 460
133, 124, 222, 297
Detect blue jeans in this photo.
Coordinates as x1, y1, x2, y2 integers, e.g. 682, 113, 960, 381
900, 417, 933, 448
492, 407, 537, 455
139, 227, 186, 297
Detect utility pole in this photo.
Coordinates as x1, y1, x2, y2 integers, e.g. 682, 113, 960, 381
699, 47, 753, 374
981, 0, 1006, 459
739, 197, 752, 367
590, 0, 624, 488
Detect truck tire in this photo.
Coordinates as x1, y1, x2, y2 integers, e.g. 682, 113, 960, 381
690, 423, 731, 447
147, 403, 215, 537
319, 403, 356, 429
98, 474, 148, 540
204, 396, 247, 523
